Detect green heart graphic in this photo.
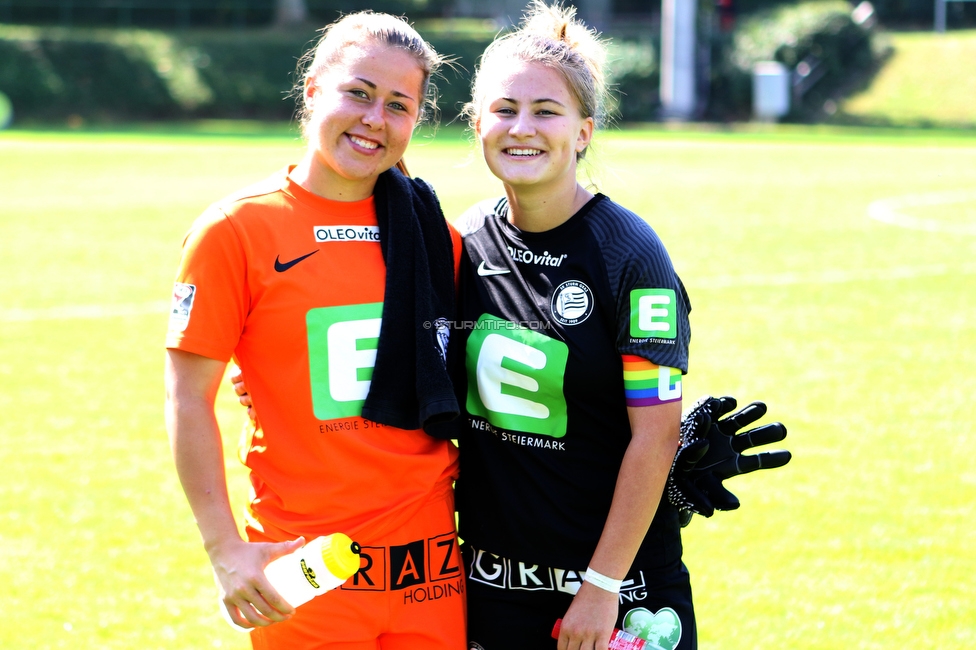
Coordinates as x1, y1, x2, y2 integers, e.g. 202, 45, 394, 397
622, 607, 682, 650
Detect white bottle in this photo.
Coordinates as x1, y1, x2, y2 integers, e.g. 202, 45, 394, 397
222, 532, 361, 631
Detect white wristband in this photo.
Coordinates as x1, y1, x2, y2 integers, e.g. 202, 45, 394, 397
584, 567, 623, 594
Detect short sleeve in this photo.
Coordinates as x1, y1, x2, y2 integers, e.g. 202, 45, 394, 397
616, 259, 691, 373
164, 208, 249, 362
586, 200, 692, 373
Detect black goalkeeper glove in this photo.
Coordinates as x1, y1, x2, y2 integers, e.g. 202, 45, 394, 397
667, 396, 791, 527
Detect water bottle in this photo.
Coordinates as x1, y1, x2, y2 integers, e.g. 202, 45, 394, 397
222, 533, 361, 631
551, 618, 647, 649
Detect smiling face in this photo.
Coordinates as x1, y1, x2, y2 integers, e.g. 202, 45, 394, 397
300, 43, 425, 200
475, 59, 594, 196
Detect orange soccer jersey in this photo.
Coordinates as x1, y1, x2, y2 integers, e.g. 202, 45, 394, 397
166, 167, 461, 544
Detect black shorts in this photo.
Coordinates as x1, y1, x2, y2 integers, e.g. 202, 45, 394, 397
463, 544, 696, 650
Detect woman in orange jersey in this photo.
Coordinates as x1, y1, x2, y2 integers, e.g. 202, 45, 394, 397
164, 12, 466, 650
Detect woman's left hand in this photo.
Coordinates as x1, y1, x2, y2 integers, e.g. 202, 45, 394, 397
556, 581, 620, 650
228, 364, 259, 426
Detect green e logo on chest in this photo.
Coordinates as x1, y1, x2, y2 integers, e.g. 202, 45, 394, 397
465, 314, 569, 437
306, 303, 382, 420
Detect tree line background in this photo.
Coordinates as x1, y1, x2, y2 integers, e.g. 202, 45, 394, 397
1, 0, 972, 28
0, 0, 973, 125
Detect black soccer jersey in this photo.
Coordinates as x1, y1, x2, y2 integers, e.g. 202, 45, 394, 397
453, 194, 692, 571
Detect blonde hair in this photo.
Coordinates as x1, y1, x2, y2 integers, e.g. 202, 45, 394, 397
463, 1, 609, 156
295, 11, 445, 133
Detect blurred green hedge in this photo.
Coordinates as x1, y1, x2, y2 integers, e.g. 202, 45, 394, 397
0, 22, 498, 123
0, 2, 879, 125
0, 25, 213, 120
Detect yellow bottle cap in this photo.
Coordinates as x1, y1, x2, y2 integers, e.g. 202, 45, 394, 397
321, 533, 362, 580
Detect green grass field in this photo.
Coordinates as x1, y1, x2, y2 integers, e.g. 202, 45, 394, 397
1, 122, 974, 649
839, 29, 976, 127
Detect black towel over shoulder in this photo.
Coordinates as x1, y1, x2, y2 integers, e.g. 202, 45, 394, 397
361, 168, 459, 434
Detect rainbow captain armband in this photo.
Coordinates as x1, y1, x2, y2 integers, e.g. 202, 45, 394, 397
622, 355, 682, 407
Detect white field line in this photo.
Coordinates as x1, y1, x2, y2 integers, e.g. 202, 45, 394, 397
0, 300, 170, 322
694, 262, 976, 289
4, 261, 976, 323
868, 190, 976, 235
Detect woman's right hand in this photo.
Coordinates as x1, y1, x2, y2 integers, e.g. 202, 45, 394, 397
210, 536, 306, 629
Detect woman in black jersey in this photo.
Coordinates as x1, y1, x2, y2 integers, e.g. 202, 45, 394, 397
451, 3, 695, 649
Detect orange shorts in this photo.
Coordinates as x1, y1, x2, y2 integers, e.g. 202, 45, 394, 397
249, 491, 466, 650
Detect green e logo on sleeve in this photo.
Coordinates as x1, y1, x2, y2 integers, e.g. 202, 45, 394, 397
465, 314, 569, 437
630, 289, 677, 339
306, 303, 382, 420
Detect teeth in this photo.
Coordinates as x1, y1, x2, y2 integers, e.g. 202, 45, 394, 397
350, 136, 379, 150
507, 148, 542, 156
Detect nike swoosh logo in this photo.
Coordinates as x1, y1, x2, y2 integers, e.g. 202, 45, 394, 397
477, 261, 511, 277
274, 250, 319, 272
